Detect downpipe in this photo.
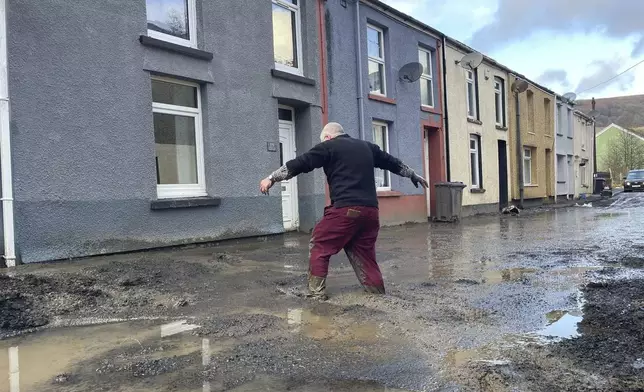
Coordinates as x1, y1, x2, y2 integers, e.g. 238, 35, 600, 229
354, 0, 365, 140
0, 0, 16, 267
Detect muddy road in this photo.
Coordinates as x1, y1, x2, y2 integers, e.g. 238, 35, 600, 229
1, 192, 644, 391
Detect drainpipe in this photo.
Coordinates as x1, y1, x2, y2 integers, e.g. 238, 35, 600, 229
515, 91, 524, 209
441, 36, 451, 181
553, 101, 557, 204
354, 0, 365, 140
0, 0, 15, 267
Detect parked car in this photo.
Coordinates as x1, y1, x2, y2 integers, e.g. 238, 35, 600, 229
624, 170, 644, 192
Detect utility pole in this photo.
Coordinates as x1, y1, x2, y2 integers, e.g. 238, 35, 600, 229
592, 97, 597, 175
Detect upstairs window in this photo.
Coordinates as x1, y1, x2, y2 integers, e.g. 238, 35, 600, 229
418, 48, 434, 108
494, 77, 505, 127
146, 0, 197, 47
272, 0, 303, 75
466, 70, 478, 119
367, 25, 386, 96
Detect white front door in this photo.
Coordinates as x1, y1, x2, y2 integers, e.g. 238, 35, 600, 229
279, 117, 299, 231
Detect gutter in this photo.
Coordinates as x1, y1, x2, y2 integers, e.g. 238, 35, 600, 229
0, 0, 15, 267
354, 0, 365, 140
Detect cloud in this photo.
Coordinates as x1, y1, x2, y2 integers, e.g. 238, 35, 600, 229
469, 0, 644, 56
633, 38, 644, 57
575, 59, 636, 96
537, 69, 571, 88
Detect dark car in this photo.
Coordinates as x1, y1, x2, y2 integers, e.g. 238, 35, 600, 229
624, 170, 644, 192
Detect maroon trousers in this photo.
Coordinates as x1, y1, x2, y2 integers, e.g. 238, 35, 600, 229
309, 206, 384, 292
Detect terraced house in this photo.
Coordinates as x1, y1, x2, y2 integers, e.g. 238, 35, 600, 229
444, 39, 511, 215
555, 95, 576, 199
508, 77, 556, 206
2, 0, 328, 263
324, 0, 445, 224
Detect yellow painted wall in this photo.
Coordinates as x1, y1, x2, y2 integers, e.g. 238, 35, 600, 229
445, 44, 511, 207
507, 75, 556, 200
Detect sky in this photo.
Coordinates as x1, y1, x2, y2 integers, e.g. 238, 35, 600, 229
381, 0, 644, 99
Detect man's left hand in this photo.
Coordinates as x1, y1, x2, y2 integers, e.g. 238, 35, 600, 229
260, 178, 274, 194
411, 173, 429, 188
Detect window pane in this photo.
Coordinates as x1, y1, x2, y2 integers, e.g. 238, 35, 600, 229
367, 27, 382, 58
152, 80, 197, 108
421, 79, 433, 107
373, 124, 388, 188
467, 82, 475, 116
524, 160, 531, 184
279, 142, 284, 166
495, 92, 502, 123
368, 60, 385, 94
418, 50, 430, 74
154, 113, 198, 185
147, 0, 189, 40
470, 139, 476, 150
273, 3, 298, 68
278, 108, 293, 121
470, 152, 478, 185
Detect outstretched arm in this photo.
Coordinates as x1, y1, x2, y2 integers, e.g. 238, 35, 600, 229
370, 143, 429, 188
260, 143, 329, 194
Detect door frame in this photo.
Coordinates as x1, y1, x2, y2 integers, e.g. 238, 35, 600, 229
497, 140, 509, 209
278, 105, 299, 231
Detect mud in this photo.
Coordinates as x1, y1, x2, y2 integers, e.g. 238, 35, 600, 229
1, 192, 644, 391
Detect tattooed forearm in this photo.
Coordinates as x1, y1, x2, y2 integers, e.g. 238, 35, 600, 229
396, 162, 415, 178
268, 165, 295, 182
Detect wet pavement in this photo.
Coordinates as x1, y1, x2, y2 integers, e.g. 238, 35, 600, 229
2, 193, 644, 391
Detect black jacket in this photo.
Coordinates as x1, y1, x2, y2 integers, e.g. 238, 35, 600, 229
285, 135, 409, 208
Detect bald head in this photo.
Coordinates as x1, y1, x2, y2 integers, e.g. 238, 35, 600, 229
320, 122, 345, 142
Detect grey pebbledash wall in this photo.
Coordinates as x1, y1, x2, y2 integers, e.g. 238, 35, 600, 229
7, 0, 324, 263
325, 0, 441, 196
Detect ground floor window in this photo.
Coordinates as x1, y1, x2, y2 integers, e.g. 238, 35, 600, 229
524, 147, 534, 185
469, 134, 482, 189
151, 77, 206, 199
581, 161, 588, 186
372, 121, 390, 190
557, 154, 566, 184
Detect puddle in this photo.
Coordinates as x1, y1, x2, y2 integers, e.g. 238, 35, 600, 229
482, 268, 537, 284
537, 311, 582, 339
0, 319, 208, 392
286, 308, 379, 342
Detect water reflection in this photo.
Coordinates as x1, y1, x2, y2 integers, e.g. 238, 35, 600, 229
538, 312, 582, 339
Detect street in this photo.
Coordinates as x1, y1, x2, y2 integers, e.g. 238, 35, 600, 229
1, 193, 644, 391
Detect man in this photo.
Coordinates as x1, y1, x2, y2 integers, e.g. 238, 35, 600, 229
260, 122, 428, 300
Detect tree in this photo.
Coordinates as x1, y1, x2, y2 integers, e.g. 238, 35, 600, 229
603, 130, 644, 179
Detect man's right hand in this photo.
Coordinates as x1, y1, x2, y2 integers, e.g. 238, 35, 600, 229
411, 172, 429, 188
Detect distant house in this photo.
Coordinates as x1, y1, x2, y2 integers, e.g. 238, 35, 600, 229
596, 123, 644, 180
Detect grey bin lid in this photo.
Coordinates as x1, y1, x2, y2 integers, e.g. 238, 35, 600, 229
434, 181, 467, 188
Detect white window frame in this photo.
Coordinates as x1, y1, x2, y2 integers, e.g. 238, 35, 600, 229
373, 121, 391, 191
523, 147, 533, 185
494, 77, 504, 126
567, 107, 573, 138
469, 135, 481, 189
419, 48, 434, 108
466, 70, 478, 119
580, 163, 588, 186
152, 76, 206, 199
367, 24, 386, 96
147, 0, 197, 48
272, 0, 303, 76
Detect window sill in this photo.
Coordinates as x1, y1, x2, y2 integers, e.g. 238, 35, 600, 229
545, 134, 552, 138
495, 125, 508, 131
524, 184, 539, 188
567, 136, 574, 140
556, 133, 564, 137
467, 118, 482, 125
527, 132, 536, 135
139, 35, 213, 60
421, 105, 440, 114
368, 94, 396, 105
377, 190, 403, 197
470, 188, 486, 194
271, 69, 316, 86
150, 196, 221, 210
557, 181, 566, 184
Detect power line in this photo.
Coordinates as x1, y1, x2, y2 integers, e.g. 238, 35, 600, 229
577, 57, 644, 95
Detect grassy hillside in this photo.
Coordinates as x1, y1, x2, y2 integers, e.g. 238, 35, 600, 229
576, 95, 644, 129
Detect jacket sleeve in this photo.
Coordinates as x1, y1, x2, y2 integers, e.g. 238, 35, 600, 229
267, 143, 329, 182
370, 142, 416, 178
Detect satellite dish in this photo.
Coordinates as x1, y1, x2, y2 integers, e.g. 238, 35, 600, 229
588, 110, 600, 118
511, 79, 529, 94
398, 62, 423, 83
455, 52, 483, 71
562, 92, 577, 102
